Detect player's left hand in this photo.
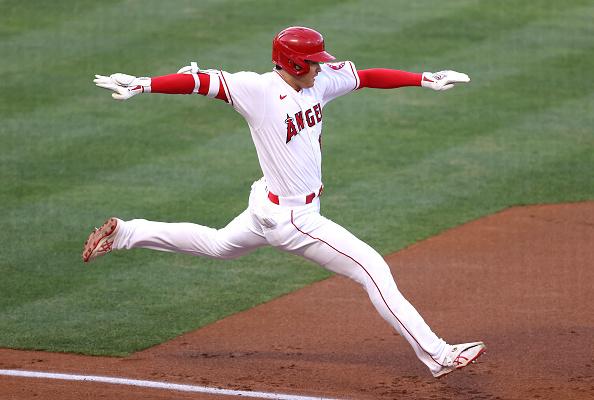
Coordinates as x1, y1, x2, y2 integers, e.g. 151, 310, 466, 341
93, 73, 151, 100
421, 70, 470, 91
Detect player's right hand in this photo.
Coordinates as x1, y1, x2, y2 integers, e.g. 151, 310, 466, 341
93, 73, 151, 100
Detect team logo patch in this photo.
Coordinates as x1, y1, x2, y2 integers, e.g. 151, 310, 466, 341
328, 62, 345, 70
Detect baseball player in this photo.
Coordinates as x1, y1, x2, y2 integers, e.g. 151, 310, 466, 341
84, 26, 485, 378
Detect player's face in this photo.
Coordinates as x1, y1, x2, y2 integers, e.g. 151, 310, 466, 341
279, 61, 322, 91
295, 61, 321, 89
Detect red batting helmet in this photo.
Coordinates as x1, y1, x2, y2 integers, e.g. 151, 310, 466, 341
272, 26, 335, 76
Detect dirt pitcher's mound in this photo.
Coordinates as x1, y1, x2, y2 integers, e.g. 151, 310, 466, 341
1, 202, 593, 399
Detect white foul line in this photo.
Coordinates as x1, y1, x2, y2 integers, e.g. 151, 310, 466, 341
0, 369, 343, 400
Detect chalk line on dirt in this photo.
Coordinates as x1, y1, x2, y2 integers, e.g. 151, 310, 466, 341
0, 369, 343, 400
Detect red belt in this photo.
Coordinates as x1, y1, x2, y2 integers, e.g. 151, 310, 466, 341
268, 186, 324, 206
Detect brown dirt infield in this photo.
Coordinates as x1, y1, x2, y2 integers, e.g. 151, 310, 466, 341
1, 202, 593, 399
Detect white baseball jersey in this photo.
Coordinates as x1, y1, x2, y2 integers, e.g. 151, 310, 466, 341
220, 62, 360, 197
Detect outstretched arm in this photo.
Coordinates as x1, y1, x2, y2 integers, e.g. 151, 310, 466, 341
93, 64, 229, 101
357, 69, 470, 91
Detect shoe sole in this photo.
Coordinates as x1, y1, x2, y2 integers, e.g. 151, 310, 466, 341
433, 343, 487, 378
82, 218, 118, 263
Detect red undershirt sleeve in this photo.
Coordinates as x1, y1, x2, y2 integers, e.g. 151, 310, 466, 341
151, 74, 195, 94
357, 69, 422, 89
150, 73, 229, 102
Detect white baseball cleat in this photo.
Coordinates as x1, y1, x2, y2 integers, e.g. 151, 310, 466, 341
432, 341, 486, 378
82, 217, 119, 263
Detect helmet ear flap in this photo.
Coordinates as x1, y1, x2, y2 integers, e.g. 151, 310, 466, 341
288, 57, 309, 75
272, 26, 328, 76
273, 46, 310, 76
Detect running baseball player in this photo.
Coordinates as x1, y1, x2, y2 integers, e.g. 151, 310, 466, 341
84, 26, 485, 378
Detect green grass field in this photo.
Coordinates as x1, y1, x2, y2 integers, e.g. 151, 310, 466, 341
1, 0, 592, 356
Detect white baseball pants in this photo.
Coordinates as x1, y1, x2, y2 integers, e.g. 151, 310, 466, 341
112, 178, 448, 374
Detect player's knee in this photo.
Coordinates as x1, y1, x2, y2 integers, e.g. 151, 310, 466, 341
359, 261, 398, 293
209, 243, 240, 260
343, 268, 367, 286
209, 230, 242, 259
